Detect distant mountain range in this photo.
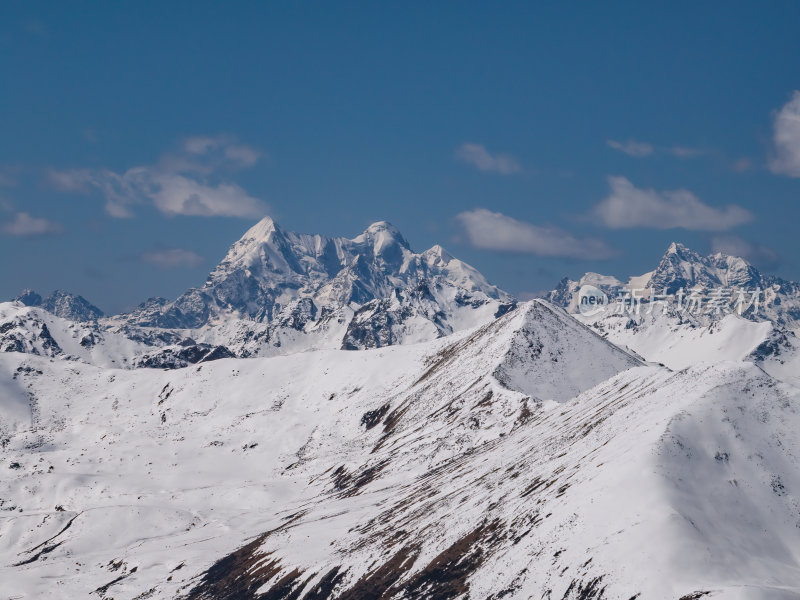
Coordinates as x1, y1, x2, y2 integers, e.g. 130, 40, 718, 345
548, 241, 800, 324
3, 217, 514, 365
4, 220, 800, 371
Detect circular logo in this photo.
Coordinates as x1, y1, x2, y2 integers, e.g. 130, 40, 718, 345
577, 284, 609, 316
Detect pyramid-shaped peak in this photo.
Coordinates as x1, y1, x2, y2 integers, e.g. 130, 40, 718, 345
665, 241, 692, 256
240, 215, 282, 241
661, 241, 706, 263
422, 244, 455, 265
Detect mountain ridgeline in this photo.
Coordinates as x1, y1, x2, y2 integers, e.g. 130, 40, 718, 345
3, 218, 515, 364
4, 220, 800, 369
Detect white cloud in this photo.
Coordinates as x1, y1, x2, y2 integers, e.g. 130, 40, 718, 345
456, 208, 615, 260
768, 90, 800, 177
1, 212, 62, 236
593, 176, 752, 231
455, 143, 521, 174
48, 136, 268, 219
606, 139, 653, 157
140, 248, 204, 269
711, 235, 779, 268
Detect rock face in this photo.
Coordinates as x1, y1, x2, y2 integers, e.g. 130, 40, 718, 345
132, 343, 235, 369
14, 289, 104, 322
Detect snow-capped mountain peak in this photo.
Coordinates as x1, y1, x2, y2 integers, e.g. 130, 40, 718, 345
0, 217, 501, 360
13, 288, 104, 322
545, 242, 800, 380
351, 220, 411, 253
648, 241, 762, 293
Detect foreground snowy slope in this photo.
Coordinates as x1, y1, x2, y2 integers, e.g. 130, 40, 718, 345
2, 301, 799, 599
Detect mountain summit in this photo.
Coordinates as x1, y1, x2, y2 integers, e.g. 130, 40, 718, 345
101, 217, 514, 356
549, 242, 800, 325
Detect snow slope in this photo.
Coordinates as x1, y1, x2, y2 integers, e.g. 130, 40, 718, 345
0, 303, 146, 368
577, 309, 774, 370
2, 301, 800, 599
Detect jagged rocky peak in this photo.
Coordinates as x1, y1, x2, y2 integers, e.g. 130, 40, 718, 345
14, 289, 42, 307
665, 240, 699, 259
547, 241, 800, 328
420, 244, 453, 266
13, 289, 104, 322
114, 216, 511, 335
650, 241, 762, 292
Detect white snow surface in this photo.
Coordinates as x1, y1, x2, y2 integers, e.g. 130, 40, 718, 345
2, 301, 800, 599
577, 310, 774, 370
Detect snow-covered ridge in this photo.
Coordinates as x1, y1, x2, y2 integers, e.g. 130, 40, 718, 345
3, 300, 799, 598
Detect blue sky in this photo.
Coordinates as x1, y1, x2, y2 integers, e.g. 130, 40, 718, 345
1, 2, 799, 313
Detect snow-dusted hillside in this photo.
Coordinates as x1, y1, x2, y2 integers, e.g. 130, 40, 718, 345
3, 301, 800, 599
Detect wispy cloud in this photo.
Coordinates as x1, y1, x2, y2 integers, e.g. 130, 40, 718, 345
768, 90, 800, 177
669, 145, 707, 158
140, 248, 204, 269
48, 135, 267, 219
606, 139, 654, 157
456, 208, 615, 260
608, 139, 710, 160
455, 143, 521, 174
1, 212, 62, 236
593, 176, 751, 231
711, 234, 779, 269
